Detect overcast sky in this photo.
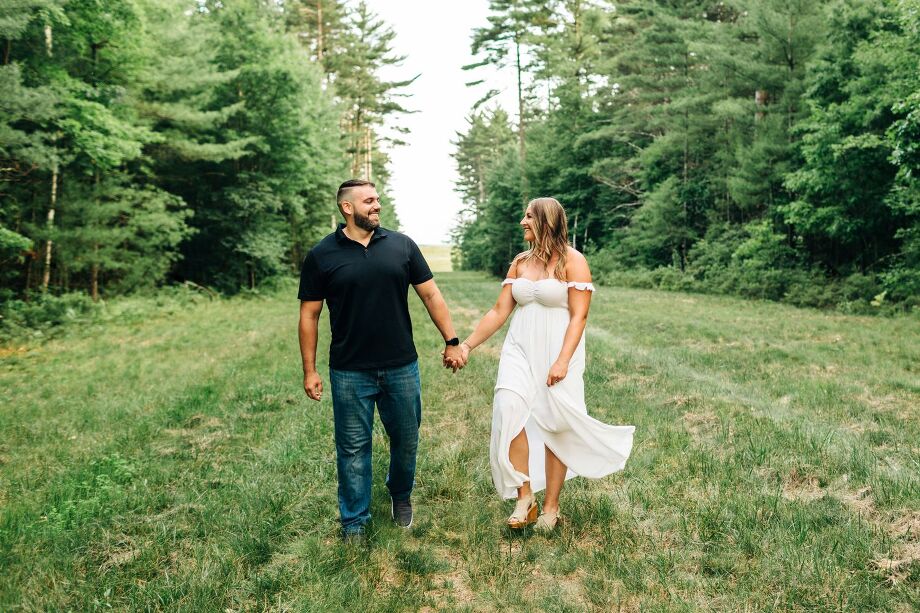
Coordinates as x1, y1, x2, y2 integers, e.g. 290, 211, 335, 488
369, 1, 517, 245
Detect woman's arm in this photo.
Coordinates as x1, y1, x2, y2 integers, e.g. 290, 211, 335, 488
461, 262, 519, 354
547, 250, 592, 387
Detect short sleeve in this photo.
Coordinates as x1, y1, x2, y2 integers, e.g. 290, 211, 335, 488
298, 251, 325, 301
407, 238, 434, 285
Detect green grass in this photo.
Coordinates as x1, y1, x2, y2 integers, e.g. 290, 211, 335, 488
1, 272, 918, 611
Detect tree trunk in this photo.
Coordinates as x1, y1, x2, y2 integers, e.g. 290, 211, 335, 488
515, 38, 527, 200
42, 159, 58, 291
476, 154, 486, 208
91, 244, 100, 302
316, 0, 324, 66
572, 213, 578, 250
23, 252, 33, 296
365, 126, 372, 180
91, 167, 100, 302
755, 89, 768, 121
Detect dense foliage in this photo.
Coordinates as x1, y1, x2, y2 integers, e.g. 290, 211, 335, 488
453, 0, 920, 310
0, 0, 408, 304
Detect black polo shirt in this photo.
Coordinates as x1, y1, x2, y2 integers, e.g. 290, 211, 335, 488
298, 224, 434, 370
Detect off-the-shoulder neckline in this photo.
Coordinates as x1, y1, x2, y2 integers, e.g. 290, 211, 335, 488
501, 278, 595, 289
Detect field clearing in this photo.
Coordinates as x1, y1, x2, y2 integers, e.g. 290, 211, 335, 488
419, 244, 453, 273
1, 272, 918, 611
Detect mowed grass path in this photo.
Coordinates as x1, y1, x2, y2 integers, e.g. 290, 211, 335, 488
1, 272, 918, 611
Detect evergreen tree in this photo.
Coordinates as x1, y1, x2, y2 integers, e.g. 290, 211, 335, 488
180, 0, 345, 290
466, 0, 553, 199
451, 108, 516, 270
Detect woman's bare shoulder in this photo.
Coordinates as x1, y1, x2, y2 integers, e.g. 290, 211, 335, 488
565, 246, 587, 262
565, 247, 591, 278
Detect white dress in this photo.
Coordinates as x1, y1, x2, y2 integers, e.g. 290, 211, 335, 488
490, 277, 635, 499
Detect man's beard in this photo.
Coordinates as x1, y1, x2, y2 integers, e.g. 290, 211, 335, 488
354, 210, 380, 232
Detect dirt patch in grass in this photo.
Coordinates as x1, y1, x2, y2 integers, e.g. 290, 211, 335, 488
0, 345, 29, 358
164, 416, 228, 451
682, 410, 718, 441
424, 569, 475, 608
888, 510, 920, 539
780, 471, 920, 584
96, 535, 143, 573
148, 502, 204, 522
605, 370, 657, 388
781, 468, 826, 502
101, 547, 140, 572
875, 510, 920, 584
857, 389, 915, 420
837, 484, 875, 516
873, 541, 920, 585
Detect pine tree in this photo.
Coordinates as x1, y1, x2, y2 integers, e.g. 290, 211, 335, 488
465, 0, 553, 199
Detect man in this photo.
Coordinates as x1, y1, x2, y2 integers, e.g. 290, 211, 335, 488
298, 179, 466, 543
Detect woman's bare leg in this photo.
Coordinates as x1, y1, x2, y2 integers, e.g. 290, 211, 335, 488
543, 446, 566, 513
509, 428, 532, 499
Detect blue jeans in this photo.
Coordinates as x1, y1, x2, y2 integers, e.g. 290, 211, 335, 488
329, 360, 422, 534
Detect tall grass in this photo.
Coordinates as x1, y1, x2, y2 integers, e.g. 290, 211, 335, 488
1, 272, 917, 610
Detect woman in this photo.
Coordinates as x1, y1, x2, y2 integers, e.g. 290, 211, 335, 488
460, 198, 634, 531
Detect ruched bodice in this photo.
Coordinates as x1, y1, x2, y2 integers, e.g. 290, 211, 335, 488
502, 277, 596, 309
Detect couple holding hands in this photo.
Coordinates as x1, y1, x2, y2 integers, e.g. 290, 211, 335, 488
298, 180, 634, 543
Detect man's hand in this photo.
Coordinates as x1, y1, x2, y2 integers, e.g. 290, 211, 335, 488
443, 344, 465, 373
304, 370, 323, 401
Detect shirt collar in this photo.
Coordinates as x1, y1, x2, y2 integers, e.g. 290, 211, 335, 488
335, 223, 388, 244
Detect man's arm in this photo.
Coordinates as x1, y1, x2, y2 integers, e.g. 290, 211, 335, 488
299, 300, 324, 400
412, 279, 464, 371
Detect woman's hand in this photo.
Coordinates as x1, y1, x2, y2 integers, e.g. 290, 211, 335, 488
546, 360, 568, 387
460, 342, 471, 363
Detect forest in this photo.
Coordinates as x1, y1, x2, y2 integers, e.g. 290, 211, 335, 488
0, 0, 406, 310
2, 0, 919, 324
453, 0, 920, 310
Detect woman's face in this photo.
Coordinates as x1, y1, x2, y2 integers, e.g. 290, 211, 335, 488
520, 205, 536, 242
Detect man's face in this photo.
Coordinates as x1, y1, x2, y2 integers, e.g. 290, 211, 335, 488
346, 186, 382, 231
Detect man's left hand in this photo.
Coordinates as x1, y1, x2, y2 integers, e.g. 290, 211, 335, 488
443, 344, 465, 373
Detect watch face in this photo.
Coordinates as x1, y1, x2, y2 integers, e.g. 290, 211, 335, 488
446, 338, 460, 346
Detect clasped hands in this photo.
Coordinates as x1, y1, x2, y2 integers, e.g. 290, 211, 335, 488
442, 342, 470, 373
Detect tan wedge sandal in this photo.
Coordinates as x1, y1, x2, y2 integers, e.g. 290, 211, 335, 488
534, 510, 562, 533
507, 494, 538, 529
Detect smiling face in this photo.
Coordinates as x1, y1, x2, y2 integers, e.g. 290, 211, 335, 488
342, 185, 381, 231
520, 204, 536, 243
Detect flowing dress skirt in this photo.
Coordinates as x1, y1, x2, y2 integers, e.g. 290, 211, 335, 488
490, 299, 635, 499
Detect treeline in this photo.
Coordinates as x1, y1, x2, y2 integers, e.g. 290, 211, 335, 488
0, 0, 408, 302
453, 0, 920, 310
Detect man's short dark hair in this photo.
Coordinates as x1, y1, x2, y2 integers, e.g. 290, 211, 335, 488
336, 179, 376, 211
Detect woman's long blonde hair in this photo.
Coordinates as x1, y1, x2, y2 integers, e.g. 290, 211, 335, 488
515, 197, 569, 280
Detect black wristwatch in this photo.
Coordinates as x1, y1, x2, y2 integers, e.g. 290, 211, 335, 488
445, 337, 460, 346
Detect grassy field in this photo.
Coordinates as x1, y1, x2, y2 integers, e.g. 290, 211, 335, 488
419, 245, 453, 273
1, 272, 918, 611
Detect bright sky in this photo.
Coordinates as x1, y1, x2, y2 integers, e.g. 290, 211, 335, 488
369, 1, 517, 245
